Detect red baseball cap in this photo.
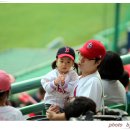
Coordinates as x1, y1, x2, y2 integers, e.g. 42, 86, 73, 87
78, 39, 106, 59
0, 70, 15, 92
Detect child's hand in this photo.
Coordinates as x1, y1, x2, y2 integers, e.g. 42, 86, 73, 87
54, 74, 65, 86
54, 76, 60, 86
60, 74, 65, 86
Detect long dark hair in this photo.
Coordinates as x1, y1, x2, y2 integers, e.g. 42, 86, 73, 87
98, 51, 124, 80
64, 96, 96, 120
119, 71, 129, 88
51, 60, 79, 74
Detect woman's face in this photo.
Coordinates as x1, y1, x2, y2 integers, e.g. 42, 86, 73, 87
56, 57, 74, 74
78, 52, 99, 75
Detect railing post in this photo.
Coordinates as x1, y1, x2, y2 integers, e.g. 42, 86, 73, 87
113, 3, 120, 52
127, 27, 130, 52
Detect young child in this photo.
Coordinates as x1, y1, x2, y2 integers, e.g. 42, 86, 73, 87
0, 70, 24, 120
41, 46, 78, 109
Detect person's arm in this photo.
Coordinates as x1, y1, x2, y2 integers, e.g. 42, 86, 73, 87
41, 71, 58, 93
46, 105, 66, 120
46, 111, 66, 120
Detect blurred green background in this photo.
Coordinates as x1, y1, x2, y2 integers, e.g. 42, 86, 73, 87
0, 3, 129, 52
0, 3, 130, 81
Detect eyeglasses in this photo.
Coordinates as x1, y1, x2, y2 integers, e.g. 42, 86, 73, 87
85, 58, 96, 61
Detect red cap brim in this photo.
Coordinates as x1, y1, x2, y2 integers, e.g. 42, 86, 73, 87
58, 54, 74, 60
78, 47, 90, 58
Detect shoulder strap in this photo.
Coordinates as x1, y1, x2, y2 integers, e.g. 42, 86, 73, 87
74, 86, 77, 97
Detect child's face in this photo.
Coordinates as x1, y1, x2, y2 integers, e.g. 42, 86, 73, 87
56, 57, 74, 74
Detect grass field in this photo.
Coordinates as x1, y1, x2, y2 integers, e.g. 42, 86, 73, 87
0, 3, 129, 52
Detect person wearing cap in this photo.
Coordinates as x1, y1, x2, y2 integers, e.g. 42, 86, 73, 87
41, 46, 78, 110
45, 39, 106, 120
75, 39, 106, 111
0, 70, 25, 120
98, 51, 127, 106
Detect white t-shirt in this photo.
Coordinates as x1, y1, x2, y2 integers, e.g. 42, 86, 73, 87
102, 79, 127, 106
76, 71, 103, 111
0, 106, 25, 121
41, 69, 78, 108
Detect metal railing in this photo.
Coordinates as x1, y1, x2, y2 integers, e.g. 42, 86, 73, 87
19, 102, 46, 115
11, 53, 130, 95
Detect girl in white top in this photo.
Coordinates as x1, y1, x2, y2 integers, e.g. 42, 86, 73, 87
0, 70, 24, 120
98, 51, 127, 106
41, 47, 78, 109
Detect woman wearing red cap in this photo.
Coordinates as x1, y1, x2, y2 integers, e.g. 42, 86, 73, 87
0, 70, 25, 120
41, 46, 78, 110
75, 39, 106, 111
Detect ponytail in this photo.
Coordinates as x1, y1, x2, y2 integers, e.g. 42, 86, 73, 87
73, 62, 79, 74
51, 60, 57, 69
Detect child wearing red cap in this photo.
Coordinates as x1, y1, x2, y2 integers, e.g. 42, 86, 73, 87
41, 46, 78, 110
0, 70, 25, 120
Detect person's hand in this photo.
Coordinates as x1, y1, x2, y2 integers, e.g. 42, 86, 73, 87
46, 105, 60, 120
46, 107, 66, 121
54, 76, 60, 86
46, 110, 57, 120
48, 105, 60, 113
54, 74, 65, 86
60, 74, 65, 86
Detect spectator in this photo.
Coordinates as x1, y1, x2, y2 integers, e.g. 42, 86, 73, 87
46, 96, 96, 120
74, 39, 106, 111
0, 70, 25, 120
18, 92, 37, 105
33, 87, 46, 102
98, 51, 127, 106
41, 46, 78, 110
124, 64, 130, 77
